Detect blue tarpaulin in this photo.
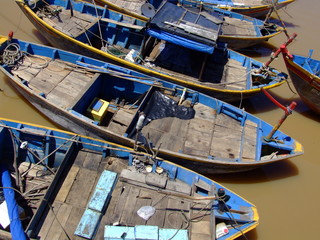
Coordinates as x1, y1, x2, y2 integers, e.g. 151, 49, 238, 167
0, 165, 27, 240
147, 1, 221, 54
147, 28, 215, 54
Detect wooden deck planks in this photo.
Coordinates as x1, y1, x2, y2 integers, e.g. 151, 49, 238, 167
55, 165, 80, 203
44, 203, 73, 240
146, 194, 168, 227
222, 18, 256, 37
139, 102, 257, 161
111, 108, 136, 126
107, 0, 145, 14
44, 9, 97, 38
119, 187, 141, 226
108, 183, 131, 225
83, 151, 103, 171
36, 153, 220, 239
60, 206, 85, 240
163, 197, 191, 229
37, 202, 62, 239
99, 181, 124, 224
128, 189, 153, 226
242, 120, 258, 160
65, 167, 98, 209
184, 128, 213, 157
29, 61, 72, 95
11, 56, 96, 109
158, 134, 184, 153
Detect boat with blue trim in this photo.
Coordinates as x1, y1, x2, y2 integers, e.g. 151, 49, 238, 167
280, 34, 320, 115
0, 34, 303, 174
0, 117, 259, 240
16, 0, 288, 102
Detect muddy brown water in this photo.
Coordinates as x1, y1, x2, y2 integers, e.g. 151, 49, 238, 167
0, 0, 319, 239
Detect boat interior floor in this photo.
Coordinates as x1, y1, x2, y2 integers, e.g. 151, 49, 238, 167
36, 5, 250, 90
35, 151, 216, 240
11, 55, 258, 162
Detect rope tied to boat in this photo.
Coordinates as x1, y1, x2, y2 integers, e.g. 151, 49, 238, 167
1, 43, 23, 67
37, 4, 63, 19
1, 42, 49, 70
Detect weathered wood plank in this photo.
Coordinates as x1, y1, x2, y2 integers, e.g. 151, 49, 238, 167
83, 151, 103, 171
158, 134, 184, 153
191, 221, 212, 240
213, 124, 243, 139
73, 150, 89, 167
111, 109, 135, 126
120, 187, 140, 225
55, 165, 80, 203
210, 137, 241, 159
65, 168, 98, 209
129, 189, 153, 226
188, 117, 214, 133
107, 121, 128, 135
38, 202, 62, 239
45, 203, 73, 240
140, 126, 163, 147
222, 18, 256, 36
146, 193, 168, 227
215, 114, 243, 132
100, 17, 144, 30
108, 184, 131, 224
29, 61, 72, 95
169, 117, 190, 138
100, 181, 124, 227
163, 197, 191, 229
46, 85, 76, 108
184, 129, 212, 157
59, 206, 85, 240
193, 104, 217, 121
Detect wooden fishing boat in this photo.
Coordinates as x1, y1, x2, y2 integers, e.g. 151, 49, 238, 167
0, 117, 259, 240
279, 34, 320, 115
90, 0, 284, 49
0, 34, 303, 174
171, 0, 296, 18
16, 0, 288, 102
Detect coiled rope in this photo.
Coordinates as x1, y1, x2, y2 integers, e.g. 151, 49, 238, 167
1, 43, 49, 69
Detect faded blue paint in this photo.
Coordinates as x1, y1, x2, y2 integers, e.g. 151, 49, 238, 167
159, 228, 188, 240
134, 225, 159, 240
88, 170, 118, 212
104, 226, 135, 240
74, 208, 102, 239
103, 225, 189, 240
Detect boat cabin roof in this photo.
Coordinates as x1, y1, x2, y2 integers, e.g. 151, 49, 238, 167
147, 1, 222, 54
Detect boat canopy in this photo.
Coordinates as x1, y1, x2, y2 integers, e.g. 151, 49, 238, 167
147, 1, 222, 54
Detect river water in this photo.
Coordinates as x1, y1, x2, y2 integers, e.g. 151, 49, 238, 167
0, 0, 319, 239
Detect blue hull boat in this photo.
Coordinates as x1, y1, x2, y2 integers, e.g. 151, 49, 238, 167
16, 0, 288, 102
172, 0, 295, 18
92, 0, 295, 18
280, 34, 320, 115
0, 34, 303, 174
0, 117, 259, 239
92, 0, 284, 49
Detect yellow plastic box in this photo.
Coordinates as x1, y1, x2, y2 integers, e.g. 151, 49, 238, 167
87, 98, 109, 123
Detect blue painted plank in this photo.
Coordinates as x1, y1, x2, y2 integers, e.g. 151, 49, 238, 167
134, 225, 158, 240
159, 229, 189, 240
104, 226, 135, 240
74, 208, 101, 239
88, 170, 118, 212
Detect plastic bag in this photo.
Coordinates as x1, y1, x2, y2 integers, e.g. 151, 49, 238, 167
137, 206, 156, 220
